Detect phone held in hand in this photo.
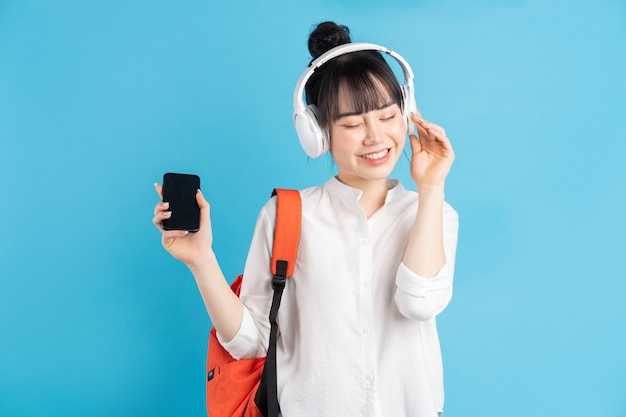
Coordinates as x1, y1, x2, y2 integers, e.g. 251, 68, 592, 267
161, 172, 201, 232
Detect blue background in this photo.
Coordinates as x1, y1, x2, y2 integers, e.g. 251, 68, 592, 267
1, 0, 625, 416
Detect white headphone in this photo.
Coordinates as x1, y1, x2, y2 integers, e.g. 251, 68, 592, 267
292, 42, 417, 158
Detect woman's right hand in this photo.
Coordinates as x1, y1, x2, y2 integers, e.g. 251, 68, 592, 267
152, 183, 214, 267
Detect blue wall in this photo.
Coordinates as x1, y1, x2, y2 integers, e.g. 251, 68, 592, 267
1, 0, 625, 416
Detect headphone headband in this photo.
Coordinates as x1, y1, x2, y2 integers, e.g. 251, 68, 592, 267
292, 42, 416, 158
293, 42, 415, 113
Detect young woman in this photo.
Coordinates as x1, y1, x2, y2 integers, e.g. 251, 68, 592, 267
153, 21, 458, 417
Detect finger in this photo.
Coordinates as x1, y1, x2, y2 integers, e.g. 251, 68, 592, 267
414, 116, 448, 143
154, 182, 163, 199
152, 209, 172, 229
411, 112, 438, 137
153, 209, 171, 223
196, 189, 212, 224
153, 201, 169, 216
425, 123, 446, 138
424, 124, 451, 147
414, 118, 432, 141
411, 111, 442, 133
162, 230, 189, 240
162, 231, 189, 250
408, 133, 422, 155
196, 188, 208, 207
410, 111, 424, 129
416, 118, 436, 138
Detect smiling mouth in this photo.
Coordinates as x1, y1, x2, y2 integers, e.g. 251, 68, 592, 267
361, 148, 390, 160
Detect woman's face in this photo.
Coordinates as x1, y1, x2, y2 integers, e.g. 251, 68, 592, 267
329, 83, 406, 189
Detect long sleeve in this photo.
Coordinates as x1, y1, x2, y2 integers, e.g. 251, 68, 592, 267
394, 201, 459, 321
217, 198, 277, 359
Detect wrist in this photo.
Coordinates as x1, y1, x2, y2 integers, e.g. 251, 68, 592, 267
417, 184, 445, 200
187, 249, 218, 275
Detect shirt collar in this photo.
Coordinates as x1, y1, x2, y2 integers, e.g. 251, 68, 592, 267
323, 176, 405, 205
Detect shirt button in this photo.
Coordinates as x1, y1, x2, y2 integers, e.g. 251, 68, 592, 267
366, 373, 374, 381
362, 280, 370, 288
360, 238, 368, 246
363, 327, 370, 335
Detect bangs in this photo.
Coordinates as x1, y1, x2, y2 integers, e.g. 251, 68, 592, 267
329, 74, 397, 121
306, 51, 404, 132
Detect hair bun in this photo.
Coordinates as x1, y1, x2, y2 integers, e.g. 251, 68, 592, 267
308, 21, 352, 60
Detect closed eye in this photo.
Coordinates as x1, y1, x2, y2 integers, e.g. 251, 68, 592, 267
339, 116, 363, 129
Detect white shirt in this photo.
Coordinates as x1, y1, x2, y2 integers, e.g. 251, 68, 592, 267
219, 177, 459, 417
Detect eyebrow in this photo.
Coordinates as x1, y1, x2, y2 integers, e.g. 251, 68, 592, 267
336, 102, 395, 119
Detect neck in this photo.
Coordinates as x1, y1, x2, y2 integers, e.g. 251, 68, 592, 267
337, 175, 389, 218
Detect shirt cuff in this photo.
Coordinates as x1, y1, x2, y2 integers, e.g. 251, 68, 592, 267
216, 306, 261, 360
396, 261, 452, 298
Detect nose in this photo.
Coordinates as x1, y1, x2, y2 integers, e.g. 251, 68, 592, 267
363, 116, 383, 145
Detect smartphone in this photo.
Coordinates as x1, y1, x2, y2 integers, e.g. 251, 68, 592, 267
161, 172, 201, 232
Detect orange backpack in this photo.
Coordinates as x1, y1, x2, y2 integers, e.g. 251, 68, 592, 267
206, 189, 302, 417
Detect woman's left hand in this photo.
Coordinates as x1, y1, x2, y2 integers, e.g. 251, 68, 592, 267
408, 111, 455, 189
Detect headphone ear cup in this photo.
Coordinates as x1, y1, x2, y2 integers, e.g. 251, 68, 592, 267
402, 85, 417, 135
293, 104, 329, 158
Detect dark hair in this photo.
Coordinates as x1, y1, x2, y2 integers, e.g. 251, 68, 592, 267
305, 21, 404, 135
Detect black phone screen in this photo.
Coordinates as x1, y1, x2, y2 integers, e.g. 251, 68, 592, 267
161, 172, 201, 232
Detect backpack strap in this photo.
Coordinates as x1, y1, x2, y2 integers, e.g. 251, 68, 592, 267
270, 188, 302, 280
255, 188, 302, 417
